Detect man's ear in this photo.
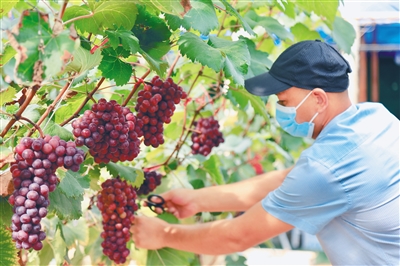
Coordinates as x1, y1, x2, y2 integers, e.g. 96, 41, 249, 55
312, 88, 328, 112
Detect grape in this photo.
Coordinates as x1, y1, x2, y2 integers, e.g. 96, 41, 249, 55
134, 76, 187, 148
97, 177, 138, 264
10, 135, 85, 251
190, 117, 224, 156
135, 171, 163, 196
71, 99, 141, 163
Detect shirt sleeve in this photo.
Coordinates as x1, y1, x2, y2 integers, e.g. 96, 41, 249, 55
262, 156, 350, 235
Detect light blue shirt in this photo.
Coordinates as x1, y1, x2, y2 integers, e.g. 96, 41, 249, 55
262, 103, 400, 265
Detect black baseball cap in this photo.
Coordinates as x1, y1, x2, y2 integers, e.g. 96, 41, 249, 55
244, 40, 352, 96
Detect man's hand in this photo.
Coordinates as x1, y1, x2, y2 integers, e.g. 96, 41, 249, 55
130, 215, 168, 250
144, 188, 200, 219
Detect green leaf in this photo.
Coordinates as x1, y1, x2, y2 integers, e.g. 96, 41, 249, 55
48, 189, 83, 220
51, 227, 67, 266
38, 241, 54, 266
55, 94, 87, 124
0, 197, 13, 227
64, 0, 138, 34
137, 0, 184, 16
0, 87, 16, 105
291, 23, 322, 42
227, 87, 269, 121
183, 0, 219, 35
241, 37, 272, 78
58, 170, 88, 198
98, 48, 133, 86
147, 248, 194, 266
219, 0, 255, 35
209, 36, 250, 86
105, 162, 144, 188
140, 49, 169, 77
65, 46, 103, 74
60, 218, 89, 247
244, 11, 294, 41
131, 5, 171, 57
42, 119, 74, 141
295, 0, 339, 25
225, 254, 247, 266
178, 32, 223, 72
164, 13, 191, 31
0, 227, 18, 266
157, 213, 179, 224
203, 155, 224, 185
276, 0, 296, 19
332, 16, 356, 54
189, 179, 205, 189
13, 11, 76, 82
219, 135, 252, 154
164, 122, 181, 139
0, 46, 17, 67
0, 0, 18, 18
106, 28, 140, 54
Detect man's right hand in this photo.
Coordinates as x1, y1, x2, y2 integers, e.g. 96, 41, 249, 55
144, 188, 200, 219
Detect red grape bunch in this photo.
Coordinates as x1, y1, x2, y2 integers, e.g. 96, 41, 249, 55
8, 135, 84, 251
134, 76, 187, 148
135, 171, 163, 196
191, 117, 224, 156
71, 98, 141, 164
97, 177, 138, 264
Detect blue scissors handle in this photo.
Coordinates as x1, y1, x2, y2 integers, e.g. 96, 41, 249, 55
146, 194, 165, 213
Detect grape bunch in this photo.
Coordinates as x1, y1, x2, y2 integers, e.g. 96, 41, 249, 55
97, 177, 138, 264
191, 117, 224, 156
135, 171, 163, 196
134, 76, 187, 148
8, 135, 84, 250
72, 99, 141, 164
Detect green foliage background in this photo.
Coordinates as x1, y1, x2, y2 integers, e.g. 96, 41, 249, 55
0, 0, 355, 265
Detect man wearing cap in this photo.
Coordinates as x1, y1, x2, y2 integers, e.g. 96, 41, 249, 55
131, 40, 399, 265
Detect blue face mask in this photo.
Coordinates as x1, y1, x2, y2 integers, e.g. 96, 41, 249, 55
275, 91, 319, 138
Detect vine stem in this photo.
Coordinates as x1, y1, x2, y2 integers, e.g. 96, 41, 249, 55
20, 116, 45, 138
59, 77, 106, 127
0, 85, 40, 138
28, 80, 72, 137
59, 0, 69, 19
166, 53, 181, 79
122, 69, 151, 107
63, 12, 94, 25
187, 67, 204, 95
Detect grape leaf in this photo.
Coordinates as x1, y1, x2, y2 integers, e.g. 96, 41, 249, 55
219, 0, 255, 35
52, 226, 67, 266
178, 32, 223, 72
209, 36, 250, 86
64, 46, 103, 74
12, 11, 76, 82
0, 197, 13, 227
0, 87, 16, 105
164, 13, 191, 31
244, 10, 294, 41
0, 0, 18, 18
332, 16, 356, 54
291, 23, 321, 42
0, 227, 18, 266
183, 0, 219, 35
42, 119, 74, 141
105, 28, 140, 54
140, 48, 169, 77
137, 0, 185, 16
131, 5, 171, 58
55, 94, 87, 123
241, 37, 272, 79
57, 170, 89, 198
98, 48, 133, 86
203, 155, 224, 185
59, 218, 89, 247
147, 248, 194, 266
64, 0, 138, 34
295, 0, 339, 25
48, 190, 83, 220
105, 162, 144, 188
227, 87, 269, 121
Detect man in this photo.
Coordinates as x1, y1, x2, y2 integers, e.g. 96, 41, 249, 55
131, 40, 400, 265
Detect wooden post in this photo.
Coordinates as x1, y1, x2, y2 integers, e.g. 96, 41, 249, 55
359, 37, 367, 102
371, 24, 380, 102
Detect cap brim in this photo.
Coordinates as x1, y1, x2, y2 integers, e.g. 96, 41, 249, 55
244, 72, 291, 96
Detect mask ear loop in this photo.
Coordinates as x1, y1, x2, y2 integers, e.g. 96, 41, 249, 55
309, 112, 319, 123
295, 90, 314, 110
